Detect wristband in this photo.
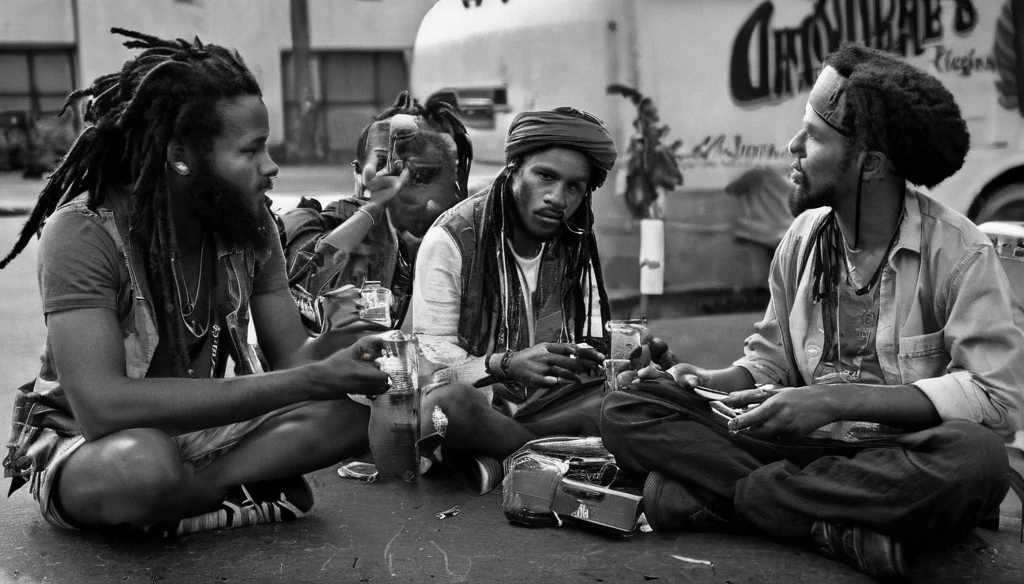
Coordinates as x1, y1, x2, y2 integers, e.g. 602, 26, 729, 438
355, 207, 376, 227
500, 349, 515, 380
484, 349, 497, 377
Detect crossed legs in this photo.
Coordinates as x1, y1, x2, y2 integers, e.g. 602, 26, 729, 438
54, 398, 370, 529
420, 382, 603, 461
601, 379, 1010, 544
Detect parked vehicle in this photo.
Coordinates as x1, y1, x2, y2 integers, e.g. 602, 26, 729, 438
412, 0, 1024, 309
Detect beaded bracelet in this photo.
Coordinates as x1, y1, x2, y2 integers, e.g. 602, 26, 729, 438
500, 349, 515, 380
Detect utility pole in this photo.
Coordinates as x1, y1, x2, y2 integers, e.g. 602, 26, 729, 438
287, 0, 318, 161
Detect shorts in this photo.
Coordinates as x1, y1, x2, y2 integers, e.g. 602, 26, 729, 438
37, 410, 280, 530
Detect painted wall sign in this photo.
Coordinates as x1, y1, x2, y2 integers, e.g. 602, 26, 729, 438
731, 0, 980, 103
679, 133, 792, 169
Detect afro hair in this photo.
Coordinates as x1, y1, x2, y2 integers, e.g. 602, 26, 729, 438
825, 42, 970, 188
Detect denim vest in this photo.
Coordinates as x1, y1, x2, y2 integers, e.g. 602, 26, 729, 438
436, 191, 575, 357
4, 191, 264, 494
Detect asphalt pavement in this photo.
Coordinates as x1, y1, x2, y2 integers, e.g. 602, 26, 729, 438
0, 170, 1022, 583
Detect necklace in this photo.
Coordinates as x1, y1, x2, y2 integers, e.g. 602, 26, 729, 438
171, 235, 209, 337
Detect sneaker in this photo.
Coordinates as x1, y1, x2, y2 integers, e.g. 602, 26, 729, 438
810, 521, 910, 581
642, 471, 734, 532
173, 475, 315, 537
416, 432, 446, 474
459, 455, 504, 496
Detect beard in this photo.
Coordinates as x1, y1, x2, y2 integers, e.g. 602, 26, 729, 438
191, 164, 272, 253
789, 150, 858, 217
788, 182, 839, 217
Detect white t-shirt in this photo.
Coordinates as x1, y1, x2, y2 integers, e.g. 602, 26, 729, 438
413, 226, 599, 389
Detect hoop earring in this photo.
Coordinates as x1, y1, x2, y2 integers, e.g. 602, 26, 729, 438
172, 162, 190, 176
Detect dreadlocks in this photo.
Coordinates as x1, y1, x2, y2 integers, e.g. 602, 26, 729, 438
800, 42, 970, 309
355, 90, 474, 199
0, 28, 263, 376
481, 148, 612, 350
825, 43, 970, 189
449, 107, 618, 354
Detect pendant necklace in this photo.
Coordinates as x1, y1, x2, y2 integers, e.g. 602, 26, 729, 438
171, 234, 209, 337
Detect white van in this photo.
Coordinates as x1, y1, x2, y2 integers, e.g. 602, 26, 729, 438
411, 0, 1024, 305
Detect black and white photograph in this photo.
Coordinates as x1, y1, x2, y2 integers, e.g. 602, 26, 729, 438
0, 1, 1022, 582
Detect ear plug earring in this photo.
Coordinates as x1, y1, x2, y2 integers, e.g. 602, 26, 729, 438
172, 162, 190, 176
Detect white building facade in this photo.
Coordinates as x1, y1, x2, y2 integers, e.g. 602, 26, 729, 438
0, 0, 437, 160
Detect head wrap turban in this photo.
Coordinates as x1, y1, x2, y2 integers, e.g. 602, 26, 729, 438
504, 107, 617, 189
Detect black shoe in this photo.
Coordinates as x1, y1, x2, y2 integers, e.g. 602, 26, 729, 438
642, 471, 734, 532
809, 521, 910, 581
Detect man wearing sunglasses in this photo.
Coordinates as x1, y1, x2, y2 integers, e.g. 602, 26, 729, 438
412, 107, 616, 494
279, 91, 473, 332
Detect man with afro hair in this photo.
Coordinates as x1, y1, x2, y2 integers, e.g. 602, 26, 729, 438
600, 42, 1024, 580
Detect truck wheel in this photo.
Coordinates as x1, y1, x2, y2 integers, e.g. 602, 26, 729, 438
974, 183, 1024, 223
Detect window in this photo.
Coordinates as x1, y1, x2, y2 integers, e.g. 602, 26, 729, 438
433, 86, 509, 130
0, 49, 76, 117
282, 50, 409, 161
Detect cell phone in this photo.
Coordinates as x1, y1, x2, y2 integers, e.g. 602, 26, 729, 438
386, 114, 419, 175
693, 385, 730, 400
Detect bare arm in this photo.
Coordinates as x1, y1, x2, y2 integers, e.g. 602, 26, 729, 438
49, 307, 389, 440
315, 167, 409, 262
250, 286, 384, 369
665, 363, 756, 392
628, 361, 756, 393
725, 383, 941, 439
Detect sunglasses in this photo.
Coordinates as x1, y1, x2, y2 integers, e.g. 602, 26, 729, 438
351, 157, 444, 186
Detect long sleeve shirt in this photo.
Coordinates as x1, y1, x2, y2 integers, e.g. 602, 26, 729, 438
734, 189, 1024, 438
412, 225, 602, 389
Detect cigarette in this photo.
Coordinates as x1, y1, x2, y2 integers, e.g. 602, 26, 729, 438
436, 506, 461, 520
671, 555, 713, 567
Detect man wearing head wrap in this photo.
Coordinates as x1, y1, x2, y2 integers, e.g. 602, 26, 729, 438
412, 107, 615, 494
601, 43, 1024, 580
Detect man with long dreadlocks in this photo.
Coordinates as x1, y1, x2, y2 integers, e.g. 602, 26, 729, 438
411, 107, 615, 494
601, 43, 1024, 580
279, 90, 472, 333
1, 29, 396, 538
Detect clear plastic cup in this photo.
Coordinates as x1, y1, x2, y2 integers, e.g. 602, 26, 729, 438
602, 359, 632, 393
360, 281, 393, 327
605, 318, 648, 360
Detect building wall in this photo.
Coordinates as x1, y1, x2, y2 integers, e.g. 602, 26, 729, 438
309, 0, 435, 50
1, 0, 435, 146
0, 0, 74, 44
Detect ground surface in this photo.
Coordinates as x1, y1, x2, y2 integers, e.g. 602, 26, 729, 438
0, 170, 1021, 583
